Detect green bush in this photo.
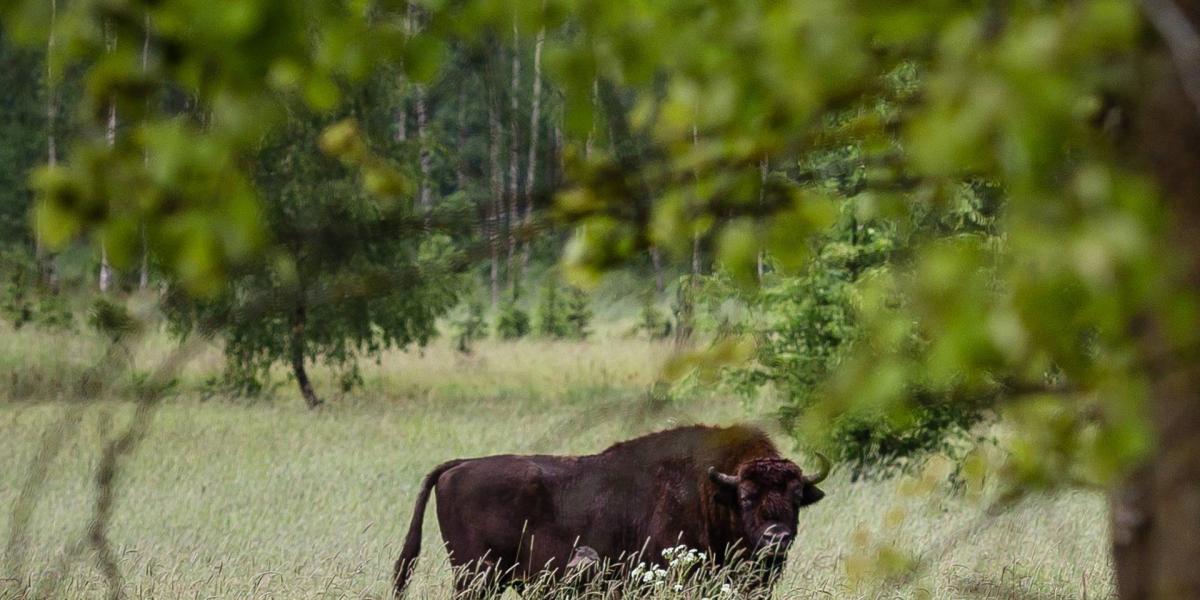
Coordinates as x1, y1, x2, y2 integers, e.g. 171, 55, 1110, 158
86, 297, 138, 342
689, 194, 997, 479
33, 295, 74, 330
0, 249, 73, 331
535, 280, 568, 338
536, 280, 591, 340
825, 400, 987, 481
450, 299, 488, 352
637, 294, 671, 340
563, 287, 592, 340
495, 301, 530, 340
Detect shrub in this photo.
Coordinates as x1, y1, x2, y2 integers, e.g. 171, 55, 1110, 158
536, 280, 591, 340
34, 295, 74, 330
535, 279, 568, 338
0, 249, 73, 331
450, 299, 488, 352
816, 395, 988, 481
87, 297, 138, 342
688, 195, 996, 479
637, 294, 671, 340
563, 287, 592, 340
495, 301, 530, 340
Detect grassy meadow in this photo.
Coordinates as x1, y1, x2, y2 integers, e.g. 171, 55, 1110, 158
0, 324, 1113, 599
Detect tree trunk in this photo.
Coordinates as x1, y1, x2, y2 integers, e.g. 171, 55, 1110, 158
486, 53, 504, 307
521, 25, 545, 277
673, 276, 695, 349
415, 84, 431, 213
506, 20, 522, 297
40, 0, 58, 289
139, 14, 150, 290
691, 234, 701, 276
396, 4, 410, 145
138, 228, 148, 290
99, 22, 116, 293
691, 125, 702, 277
1111, 2, 1200, 597
757, 156, 768, 282
585, 78, 597, 159
395, 104, 407, 142
650, 246, 665, 293
456, 81, 469, 192
45, 0, 56, 173
554, 123, 564, 191
290, 300, 322, 409
410, 5, 432, 215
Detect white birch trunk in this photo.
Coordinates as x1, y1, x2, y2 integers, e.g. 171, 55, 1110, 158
650, 246, 665, 293
585, 78, 597, 159
456, 83, 468, 191
554, 123, 564, 188
139, 14, 151, 290
521, 26, 544, 273
757, 156, 768, 282
40, 0, 58, 287
408, 4, 431, 214
506, 18, 521, 295
487, 66, 504, 307
691, 125, 701, 276
46, 0, 57, 170
99, 23, 116, 293
415, 85, 431, 213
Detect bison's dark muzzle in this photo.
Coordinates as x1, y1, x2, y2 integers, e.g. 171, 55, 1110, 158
756, 524, 794, 557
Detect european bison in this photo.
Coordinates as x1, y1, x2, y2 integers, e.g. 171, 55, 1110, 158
392, 424, 829, 597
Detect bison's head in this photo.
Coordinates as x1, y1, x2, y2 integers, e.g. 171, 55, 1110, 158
707, 454, 829, 558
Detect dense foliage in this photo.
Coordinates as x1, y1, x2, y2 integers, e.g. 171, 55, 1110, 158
164, 110, 462, 406
0, 0, 1166, 469
3, 0, 1200, 591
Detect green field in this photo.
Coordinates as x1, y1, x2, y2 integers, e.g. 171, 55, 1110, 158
0, 329, 1113, 599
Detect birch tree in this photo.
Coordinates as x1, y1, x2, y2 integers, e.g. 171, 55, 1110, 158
486, 51, 504, 306
505, 20, 521, 295
138, 13, 150, 290
520, 25, 544, 275
409, 4, 432, 214
39, 0, 57, 287
99, 21, 114, 293
455, 80, 469, 192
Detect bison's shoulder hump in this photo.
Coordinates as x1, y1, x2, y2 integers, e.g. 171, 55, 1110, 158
597, 424, 775, 458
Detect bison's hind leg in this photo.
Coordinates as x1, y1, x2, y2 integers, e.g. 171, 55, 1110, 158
452, 557, 513, 600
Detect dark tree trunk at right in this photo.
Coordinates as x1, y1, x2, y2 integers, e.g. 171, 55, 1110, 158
1112, 2, 1200, 596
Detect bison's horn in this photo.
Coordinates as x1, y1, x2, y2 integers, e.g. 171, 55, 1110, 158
803, 453, 831, 485
708, 466, 739, 488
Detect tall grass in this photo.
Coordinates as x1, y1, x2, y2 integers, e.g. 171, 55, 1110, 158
0, 325, 1113, 598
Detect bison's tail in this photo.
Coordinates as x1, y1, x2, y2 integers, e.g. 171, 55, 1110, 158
392, 459, 467, 598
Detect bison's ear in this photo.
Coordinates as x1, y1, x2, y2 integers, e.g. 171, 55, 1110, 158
712, 488, 738, 507
797, 484, 825, 507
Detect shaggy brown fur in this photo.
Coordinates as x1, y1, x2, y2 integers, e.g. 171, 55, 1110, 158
391, 424, 827, 598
